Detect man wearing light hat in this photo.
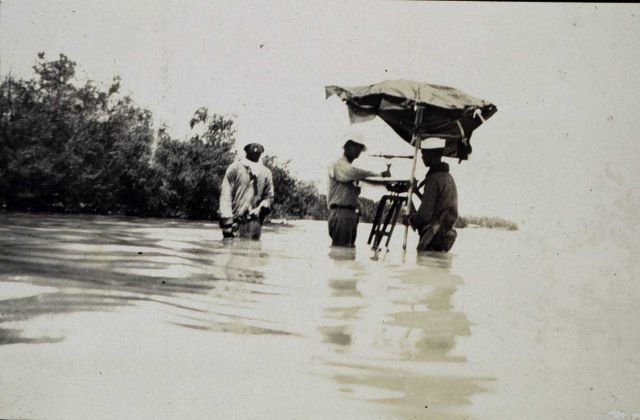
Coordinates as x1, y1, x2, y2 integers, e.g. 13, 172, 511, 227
327, 136, 391, 247
407, 138, 459, 252
219, 143, 274, 240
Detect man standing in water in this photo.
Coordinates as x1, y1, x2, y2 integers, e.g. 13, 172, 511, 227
408, 143, 459, 252
327, 138, 391, 247
219, 143, 274, 240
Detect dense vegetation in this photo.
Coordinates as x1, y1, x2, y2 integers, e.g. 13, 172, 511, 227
454, 215, 518, 231
0, 53, 516, 229
0, 53, 333, 221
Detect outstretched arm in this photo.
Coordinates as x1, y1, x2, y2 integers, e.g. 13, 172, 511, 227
333, 159, 387, 182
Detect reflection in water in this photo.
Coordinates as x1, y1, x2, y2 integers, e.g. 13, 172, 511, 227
317, 248, 491, 419
0, 326, 64, 345
173, 240, 294, 336
0, 213, 290, 344
0, 213, 492, 419
328, 247, 357, 261
332, 366, 487, 420
387, 254, 470, 363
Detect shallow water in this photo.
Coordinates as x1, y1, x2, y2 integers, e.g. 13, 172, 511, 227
0, 213, 638, 419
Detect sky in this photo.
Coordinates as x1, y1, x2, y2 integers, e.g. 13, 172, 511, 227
2, 1, 640, 240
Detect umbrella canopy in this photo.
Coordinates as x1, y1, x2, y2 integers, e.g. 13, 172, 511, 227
325, 79, 497, 161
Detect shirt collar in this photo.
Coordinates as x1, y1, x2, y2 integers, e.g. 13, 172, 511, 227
241, 158, 261, 172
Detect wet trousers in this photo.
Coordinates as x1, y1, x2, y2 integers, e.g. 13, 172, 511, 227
237, 220, 263, 240
417, 227, 457, 252
328, 208, 358, 247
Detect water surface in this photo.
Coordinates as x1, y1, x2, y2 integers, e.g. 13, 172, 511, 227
0, 213, 637, 419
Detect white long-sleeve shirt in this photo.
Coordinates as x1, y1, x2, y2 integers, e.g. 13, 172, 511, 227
219, 159, 274, 222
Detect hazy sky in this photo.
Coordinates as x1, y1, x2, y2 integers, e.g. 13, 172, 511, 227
2, 1, 640, 238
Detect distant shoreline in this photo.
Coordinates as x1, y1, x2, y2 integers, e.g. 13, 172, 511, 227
454, 216, 518, 231
0, 209, 518, 231
270, 215, 518, 231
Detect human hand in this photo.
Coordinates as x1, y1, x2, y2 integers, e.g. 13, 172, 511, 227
222, 223, 237, 238
401, 213, 417, 229
220, 217, 235, 237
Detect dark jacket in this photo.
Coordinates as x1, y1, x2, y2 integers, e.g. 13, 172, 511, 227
410, 162, 458, 252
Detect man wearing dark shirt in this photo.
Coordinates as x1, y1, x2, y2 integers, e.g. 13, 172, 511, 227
408, 147, 459, 252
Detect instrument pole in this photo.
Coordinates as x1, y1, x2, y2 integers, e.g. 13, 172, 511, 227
402, 106, 423, 252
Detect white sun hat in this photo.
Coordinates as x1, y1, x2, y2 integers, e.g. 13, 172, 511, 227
420, 137, 446, 150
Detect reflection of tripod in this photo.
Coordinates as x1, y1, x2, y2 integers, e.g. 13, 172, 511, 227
367, 181, 411, 250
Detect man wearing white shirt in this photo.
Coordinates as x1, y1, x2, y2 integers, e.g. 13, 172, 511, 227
219, 143, 274, 240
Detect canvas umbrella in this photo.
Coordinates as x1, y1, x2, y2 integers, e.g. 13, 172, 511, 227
325, 79, 497, 250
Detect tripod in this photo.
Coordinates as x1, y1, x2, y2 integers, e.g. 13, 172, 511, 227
367, 181, 411, 250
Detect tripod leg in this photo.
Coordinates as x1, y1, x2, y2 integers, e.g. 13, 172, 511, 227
369, 196, 388, 246
385, 197, 406, 248
373, 195, 389, 249
380, 199, 395, 234
374, 196, 398, 249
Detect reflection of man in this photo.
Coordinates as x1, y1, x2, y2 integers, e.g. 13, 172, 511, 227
408, 145, 458, 252
219, 143, 274, 240
327, 138, 391, 247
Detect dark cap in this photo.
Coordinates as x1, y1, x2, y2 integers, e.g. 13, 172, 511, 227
243, 143, 264, 154
343, 139, 367, 152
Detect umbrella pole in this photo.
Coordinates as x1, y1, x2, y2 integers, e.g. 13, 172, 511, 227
402, 107, 424, 252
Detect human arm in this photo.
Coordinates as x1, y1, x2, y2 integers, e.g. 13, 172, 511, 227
218, 166, 235, 226
412, 179, 425, 200
249, 168, 274, 218
409, 177, 438, 232
333, 158, 388, 182
262, 170, 274, 208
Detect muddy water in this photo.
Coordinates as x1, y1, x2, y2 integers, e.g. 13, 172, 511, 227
0, 213, 638, 419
